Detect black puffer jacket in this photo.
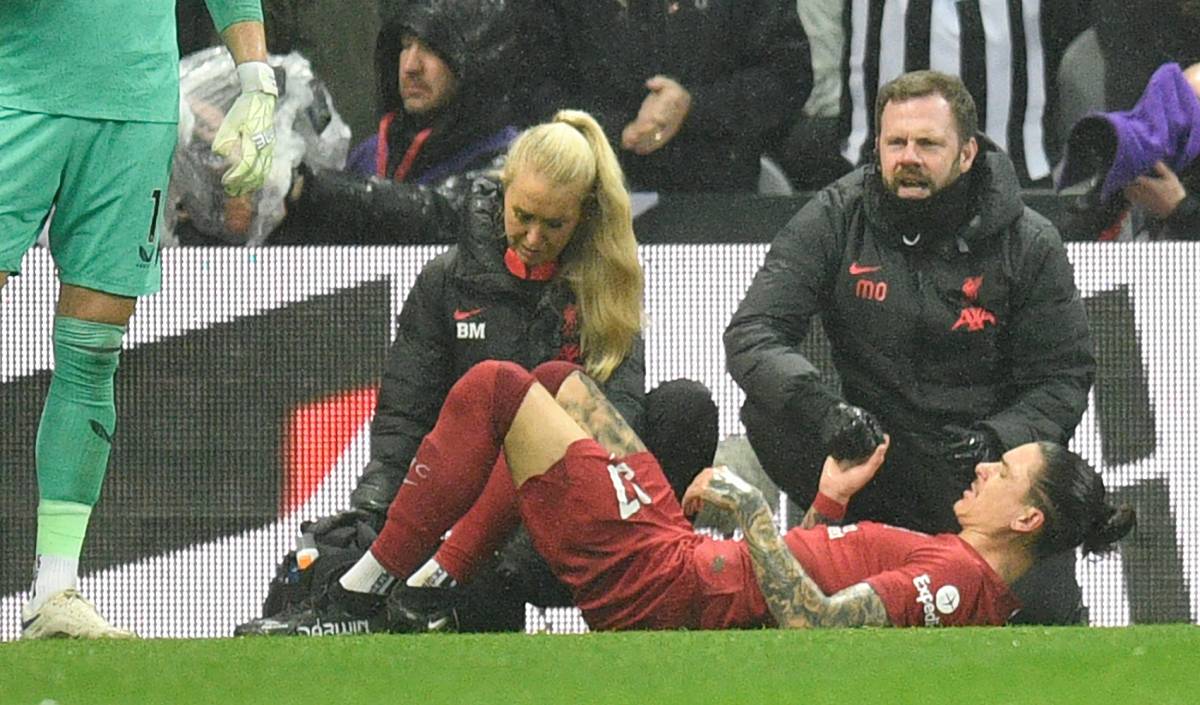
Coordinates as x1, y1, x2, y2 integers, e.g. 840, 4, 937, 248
725, 140, 1095, 449
368, 175, 646, 481
521, 0, 811, 192
277, 0, 521, 245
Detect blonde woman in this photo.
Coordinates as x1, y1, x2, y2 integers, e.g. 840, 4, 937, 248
239, 110, 718, 636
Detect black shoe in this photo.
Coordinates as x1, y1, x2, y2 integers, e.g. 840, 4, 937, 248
234, 583, 387, 637
383, 585, 461, 633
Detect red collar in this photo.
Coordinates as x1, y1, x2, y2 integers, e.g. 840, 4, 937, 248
504, 248, 558, 281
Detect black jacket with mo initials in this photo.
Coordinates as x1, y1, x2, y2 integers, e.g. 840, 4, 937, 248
724, 141, 1095, 450
370, 176, 646, 478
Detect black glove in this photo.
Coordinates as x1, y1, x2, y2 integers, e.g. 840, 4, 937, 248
942, 424, 1001, 470
349, 458, 404, 513
300, 507, 384, 548
820, 402, 886, 461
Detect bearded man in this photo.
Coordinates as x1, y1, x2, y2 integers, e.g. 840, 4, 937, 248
724, 70, 1095, 625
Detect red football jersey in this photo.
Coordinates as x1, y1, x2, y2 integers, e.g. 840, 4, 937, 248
783, 521, 1022, 626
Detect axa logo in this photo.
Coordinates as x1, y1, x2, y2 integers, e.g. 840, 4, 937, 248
456, 321, 486, 340
912, 574, 942, 626
951, 306, 996, 332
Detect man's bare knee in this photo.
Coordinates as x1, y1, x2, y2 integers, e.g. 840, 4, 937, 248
57, 284, 136, 326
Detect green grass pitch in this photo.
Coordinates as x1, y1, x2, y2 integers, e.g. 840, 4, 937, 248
4, 626, 1197, 705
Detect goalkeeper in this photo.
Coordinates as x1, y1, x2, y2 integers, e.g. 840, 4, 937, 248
0, 1, 275, 639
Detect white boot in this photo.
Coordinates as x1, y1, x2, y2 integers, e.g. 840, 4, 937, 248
21, 589, 137, 639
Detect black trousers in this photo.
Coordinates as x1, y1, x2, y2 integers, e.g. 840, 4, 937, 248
741, 400, 1085, 625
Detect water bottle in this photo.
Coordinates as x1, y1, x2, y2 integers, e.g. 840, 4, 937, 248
296, 533, 319, 570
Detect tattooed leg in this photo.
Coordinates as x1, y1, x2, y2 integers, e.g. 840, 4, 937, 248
553, 371, 647, 457
702, 466, 890, 629
503, 370, 646, 487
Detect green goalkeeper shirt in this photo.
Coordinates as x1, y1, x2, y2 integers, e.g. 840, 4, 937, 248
0, 0, 262, 123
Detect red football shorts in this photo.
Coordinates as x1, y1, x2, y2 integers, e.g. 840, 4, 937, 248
517, 439, 769, 630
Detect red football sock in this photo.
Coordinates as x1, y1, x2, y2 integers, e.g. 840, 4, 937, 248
370, 361, 536, 579
435, 361, 584, 582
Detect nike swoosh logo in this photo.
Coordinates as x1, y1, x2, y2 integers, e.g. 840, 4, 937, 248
453, 307, 485, 321
427, 616, 449, 631
849, 263, 881, 275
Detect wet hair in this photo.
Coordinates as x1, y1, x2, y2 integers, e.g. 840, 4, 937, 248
500, 109, 643, 383
874, 70, 979, 144
1027, 442, 1136, 559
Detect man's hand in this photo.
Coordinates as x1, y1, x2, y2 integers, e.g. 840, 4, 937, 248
821, 402, 886, 462
213, 61, 278, 196
1123, 161, 1187, 219
621, 75, 692, 155
682, 465, 765, 518
819, 435, 890, 504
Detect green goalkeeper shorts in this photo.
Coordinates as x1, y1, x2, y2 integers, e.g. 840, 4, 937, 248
0, 106, 176, 297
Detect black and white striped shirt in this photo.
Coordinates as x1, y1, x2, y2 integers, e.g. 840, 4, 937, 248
841, 0, 1055, 182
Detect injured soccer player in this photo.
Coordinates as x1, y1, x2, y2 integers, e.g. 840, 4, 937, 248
236, 360, 1135, 635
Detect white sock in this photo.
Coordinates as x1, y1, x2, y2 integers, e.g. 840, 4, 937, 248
406, 557, 457, 588
338, 551, 395, 595
29, 555, 79, 611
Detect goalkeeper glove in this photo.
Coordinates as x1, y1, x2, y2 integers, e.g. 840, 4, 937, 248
212, 60, 278, 196
820, 402, 886, 461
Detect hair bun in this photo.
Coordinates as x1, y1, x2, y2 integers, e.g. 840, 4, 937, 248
1082, 505, 1137, 555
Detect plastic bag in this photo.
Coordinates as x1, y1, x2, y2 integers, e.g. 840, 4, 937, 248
167, 47, 351, 246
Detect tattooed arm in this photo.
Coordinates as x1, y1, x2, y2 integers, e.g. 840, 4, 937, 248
685, 465, 890, 628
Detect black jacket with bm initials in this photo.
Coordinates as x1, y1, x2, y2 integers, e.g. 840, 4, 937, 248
370, 175, 646, 479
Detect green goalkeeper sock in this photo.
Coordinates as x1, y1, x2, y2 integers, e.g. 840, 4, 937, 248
35, 316, 125, 512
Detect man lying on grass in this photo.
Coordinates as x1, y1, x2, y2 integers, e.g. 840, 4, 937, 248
238, 361, 1135, 634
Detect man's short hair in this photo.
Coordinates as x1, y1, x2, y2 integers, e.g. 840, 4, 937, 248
874, 70, 979, 143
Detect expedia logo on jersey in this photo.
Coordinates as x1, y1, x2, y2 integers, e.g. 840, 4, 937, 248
297, 619, 372, 636
913, 574, 942, 626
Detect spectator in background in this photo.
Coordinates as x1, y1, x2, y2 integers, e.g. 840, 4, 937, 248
236, 110, 719, 636
724, 71, 1096, 624
837, 0, 1090, 186
275, 0, 522, 244
519, 0, 812, 192
775, 0, 855, 190
1057, 62, 1200, 241
1090, 0, 1200, 112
